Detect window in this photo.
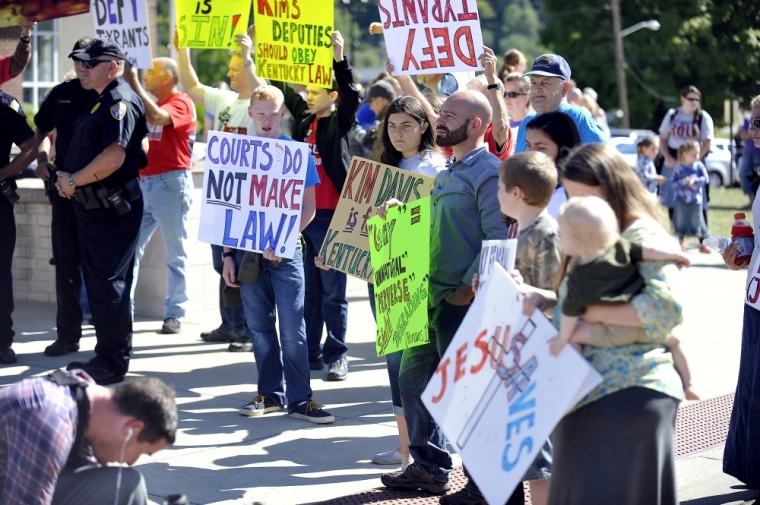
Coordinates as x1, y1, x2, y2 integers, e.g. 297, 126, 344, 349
22, 20, 58, 109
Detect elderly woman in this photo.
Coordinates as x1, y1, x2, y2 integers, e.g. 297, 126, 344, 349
722, 95, 760, 490
524, 143, 686, 505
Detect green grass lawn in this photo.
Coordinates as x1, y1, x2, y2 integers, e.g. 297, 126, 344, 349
682, 187, 752, 245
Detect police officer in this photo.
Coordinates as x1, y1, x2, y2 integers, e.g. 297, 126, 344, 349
54, 38, 148, 385
34, 37, 99, 358
0, 94, 40, 364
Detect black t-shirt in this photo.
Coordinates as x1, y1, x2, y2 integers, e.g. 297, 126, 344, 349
65, 76, 148, 188
0, 91, 35, 171
34, 79, 98, 173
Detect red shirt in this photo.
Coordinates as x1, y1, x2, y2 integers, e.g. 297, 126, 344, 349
485, 123, 513, 161
306, 118, 339, 209
141, 92, 197, 176
0, 55, 13, 85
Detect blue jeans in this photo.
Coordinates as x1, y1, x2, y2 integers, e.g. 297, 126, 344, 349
302, 210, 348, 364
400, 300, 471, 481
369, 282, 404, 415
130, 171, 192, 320
236, 248, 312, 411
740, 154, 760, 195
212, 244, 248, 335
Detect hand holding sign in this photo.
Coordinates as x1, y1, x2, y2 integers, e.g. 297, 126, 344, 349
332, 30, 344, 62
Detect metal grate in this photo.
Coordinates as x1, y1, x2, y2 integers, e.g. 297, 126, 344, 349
317, 394, 735, 504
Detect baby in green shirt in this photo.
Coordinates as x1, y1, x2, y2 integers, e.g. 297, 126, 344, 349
549, 195, 696, 399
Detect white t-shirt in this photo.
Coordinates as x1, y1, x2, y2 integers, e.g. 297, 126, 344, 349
204, 87, 254, 138
745, 189, 760, 309
398, 151, 447, 178
546, 186, 567, 222
659, 108, 714, 150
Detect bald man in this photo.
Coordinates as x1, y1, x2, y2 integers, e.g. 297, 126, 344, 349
380, 90, 512, 500
124, 59, 196, 334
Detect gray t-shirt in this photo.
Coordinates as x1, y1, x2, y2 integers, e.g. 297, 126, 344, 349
398, 150, 447, 177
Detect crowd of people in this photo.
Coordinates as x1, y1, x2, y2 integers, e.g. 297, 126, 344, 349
0, 17, 758, 505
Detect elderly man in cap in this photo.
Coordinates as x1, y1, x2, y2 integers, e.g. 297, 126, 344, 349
53, 38, 148, 385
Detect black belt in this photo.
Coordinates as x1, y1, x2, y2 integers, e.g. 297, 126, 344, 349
73, 178, 140, 211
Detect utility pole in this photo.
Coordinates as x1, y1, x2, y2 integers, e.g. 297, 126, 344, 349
612, 0, 630, 128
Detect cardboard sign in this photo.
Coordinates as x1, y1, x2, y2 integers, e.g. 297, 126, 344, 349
478, 239, 517, 290
176, 0, 251, 49
377, 0, 484, 76
422, 264, 602, 505
252, 0, 334, 87
91, 0, 152, 68
320, 157, 434, 283
367, 198, 431, 356
198, 131, 310, 259
0, 0, 89, 27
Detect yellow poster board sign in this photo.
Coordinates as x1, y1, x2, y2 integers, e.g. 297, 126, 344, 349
176, 0, 251, 49
252, 0, 334, 88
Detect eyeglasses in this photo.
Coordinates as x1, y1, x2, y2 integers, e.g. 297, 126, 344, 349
505, 92, 527, 98
77, 59, 110, 70
684, 96, 700, 103
750, 117, 760, 129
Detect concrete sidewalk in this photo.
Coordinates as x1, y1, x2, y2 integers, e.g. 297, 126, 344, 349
3, 248, 756, 505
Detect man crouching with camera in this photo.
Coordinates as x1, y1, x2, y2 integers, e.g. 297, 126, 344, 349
0, 92, 39, 365
54, 37, 148, 385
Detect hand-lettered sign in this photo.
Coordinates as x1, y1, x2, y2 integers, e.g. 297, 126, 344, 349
422, 264, 601, 505
478, 239, 517, 290
0, 0, 89, 27
378, 0, 484, 76
320, 157, 434, 283
176, 0, 251, 49
253, 0, 335, 87
367, 198, 431, 356
198, 131, 310, 259
91, 0, 152, 68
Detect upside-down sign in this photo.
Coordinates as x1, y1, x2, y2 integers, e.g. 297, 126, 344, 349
378, 0, 484, 76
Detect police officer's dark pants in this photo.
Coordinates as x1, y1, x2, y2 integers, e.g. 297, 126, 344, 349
50, 191, 83, 344
74, 197, 142, 374
52, 466, 148, 505
0, 197, 15, 348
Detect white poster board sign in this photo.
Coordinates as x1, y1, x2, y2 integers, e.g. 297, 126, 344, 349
377, 0, 484, 75
198, 131, 310, 259
91, 0, 153, 68
478, 239, 517, 290
422, 264, 602, 505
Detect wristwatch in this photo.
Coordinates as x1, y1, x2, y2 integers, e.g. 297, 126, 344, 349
243, 58, 254, 68
67, 175, 76, 188
221, 251, 235, 260
487, 82, 503, 91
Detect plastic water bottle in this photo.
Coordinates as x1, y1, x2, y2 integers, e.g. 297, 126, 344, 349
702, 236, 730, 253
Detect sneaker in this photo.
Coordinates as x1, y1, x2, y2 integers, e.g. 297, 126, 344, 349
44, 340, 79, 357
161, 318, 181, 334
326, 357, 348, 381
0, 346, 17, 364
380, 463, 450, 495
228, 335, 253, 352
289, 401, 335, 424
372, 448, 403, 465
67, 360, 124, 385
239, 394, 282, 417
439, 487, 487, 505
309, 355, 325, 371
200, 327, 238, 342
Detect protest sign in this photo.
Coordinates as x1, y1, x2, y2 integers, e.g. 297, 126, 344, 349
320, 157, 434, 283
198, 131, 310, 259
91, 0, 152, 68
0, 0, 89, 27
477, 239, 517, 290
367, 198, 431, 356
422, 264, 602, 505
377, 0, 484, 76
252, 0, 334, 87
176, 0, 250, 49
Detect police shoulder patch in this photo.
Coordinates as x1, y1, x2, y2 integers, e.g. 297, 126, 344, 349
9, 99, 23, 116
110, 102, 128, 120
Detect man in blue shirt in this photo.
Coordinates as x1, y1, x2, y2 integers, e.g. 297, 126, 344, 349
514, 54, 607, 152
221, 85, 335, 424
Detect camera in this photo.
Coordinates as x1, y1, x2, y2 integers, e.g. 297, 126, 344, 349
0, 179, 19, 204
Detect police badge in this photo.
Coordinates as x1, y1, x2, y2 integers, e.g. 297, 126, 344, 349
110, 102, 128, 120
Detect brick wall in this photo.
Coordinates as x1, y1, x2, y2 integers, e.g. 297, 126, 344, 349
0, 26, 24, 101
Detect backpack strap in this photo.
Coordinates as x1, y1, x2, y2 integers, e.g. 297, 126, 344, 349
49, 370, 90, 467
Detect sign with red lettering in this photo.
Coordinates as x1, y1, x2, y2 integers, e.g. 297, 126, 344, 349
198, 131, 311, 259
377, 0, 484, 75
422, 264, 601, 505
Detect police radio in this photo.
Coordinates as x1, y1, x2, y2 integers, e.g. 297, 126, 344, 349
45, 163, 59, 193
0, 179, 19, 204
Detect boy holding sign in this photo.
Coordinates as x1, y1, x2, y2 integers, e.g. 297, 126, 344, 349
220, 84, 334, 423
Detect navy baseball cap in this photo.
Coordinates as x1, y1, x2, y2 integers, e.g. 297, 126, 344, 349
69, 38, 125, 61
524, 54, 571, 81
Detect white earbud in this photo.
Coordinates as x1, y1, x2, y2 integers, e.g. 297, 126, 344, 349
125, 427, 134, 443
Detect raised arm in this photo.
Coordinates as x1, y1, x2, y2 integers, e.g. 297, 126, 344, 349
123, 64, 172, 126
480, 47, 508, 148
331, 31, 361, 133
386, 57, 439, 127
238, 29, 267, 91
172, 28, 206, 104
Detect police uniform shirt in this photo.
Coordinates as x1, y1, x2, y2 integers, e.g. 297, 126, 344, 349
34, 79, 98, 173
0, 91, 34, 170
65, 76, 148, 188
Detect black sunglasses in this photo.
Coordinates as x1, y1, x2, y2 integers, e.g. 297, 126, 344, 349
78, 59, 110, 70
684, 96, 700, 102
505, 91, 527, 98
750, 117, 760, 129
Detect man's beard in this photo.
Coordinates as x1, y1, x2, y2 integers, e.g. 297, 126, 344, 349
437, 119, 470, 147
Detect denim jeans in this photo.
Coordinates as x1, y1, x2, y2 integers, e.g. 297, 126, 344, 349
368, 282, 404, 414
130, 171, 192, 321
400, 300, 471, 480
212, 244, 248, 335
236, 247, 312, 411
740, 154, 760, 195
302, 210, 348, 364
